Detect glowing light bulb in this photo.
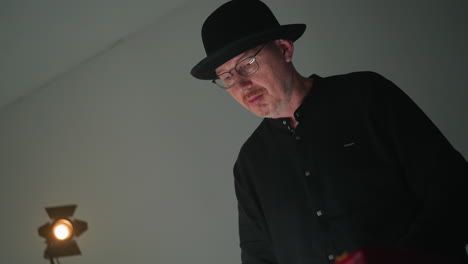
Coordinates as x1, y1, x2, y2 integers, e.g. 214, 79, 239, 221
52, 219, 73, 240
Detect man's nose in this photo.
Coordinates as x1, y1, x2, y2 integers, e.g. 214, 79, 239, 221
235, 75, 253, 90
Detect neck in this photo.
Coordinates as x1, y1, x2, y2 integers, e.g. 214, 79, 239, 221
279, 72, 314, 128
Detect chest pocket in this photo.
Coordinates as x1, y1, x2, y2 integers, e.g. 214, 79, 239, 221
316, 138, 391, 212
336, 140, 373, 170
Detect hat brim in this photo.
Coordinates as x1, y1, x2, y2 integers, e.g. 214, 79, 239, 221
190, 24, 306, 80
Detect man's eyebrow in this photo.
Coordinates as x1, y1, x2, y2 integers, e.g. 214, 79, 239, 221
216, 59, 239, 76
216, 48, 258, 76
216, 67, 227, 76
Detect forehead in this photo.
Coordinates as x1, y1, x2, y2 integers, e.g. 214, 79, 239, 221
215, 45, 262, 74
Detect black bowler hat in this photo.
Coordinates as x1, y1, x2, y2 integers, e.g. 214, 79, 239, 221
190, 0, 306, 80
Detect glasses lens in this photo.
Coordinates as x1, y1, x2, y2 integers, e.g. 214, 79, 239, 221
215, 73, 234, 88
236, 57, 258, 76
213, 79, 227, 88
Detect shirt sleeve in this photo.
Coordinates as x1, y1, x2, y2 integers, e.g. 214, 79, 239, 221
366, 72, 468, 252
234, 156, 278, 264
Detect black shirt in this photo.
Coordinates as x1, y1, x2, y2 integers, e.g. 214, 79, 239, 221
233, 72, 468, 264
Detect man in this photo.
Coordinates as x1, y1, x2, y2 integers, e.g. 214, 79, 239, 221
190, 1, 468, 264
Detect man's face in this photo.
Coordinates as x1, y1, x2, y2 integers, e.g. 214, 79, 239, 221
215, 40, 295, 118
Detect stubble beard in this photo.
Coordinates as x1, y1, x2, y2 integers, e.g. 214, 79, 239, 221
256, 87, 293, 118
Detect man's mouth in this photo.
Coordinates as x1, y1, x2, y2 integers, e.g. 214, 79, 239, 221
245, 90, 265, 105
248, 94, 263, 104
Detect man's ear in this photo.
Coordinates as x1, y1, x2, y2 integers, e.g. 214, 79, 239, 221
274, 39, 294, 63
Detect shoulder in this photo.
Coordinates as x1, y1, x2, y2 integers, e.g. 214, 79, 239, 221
320, 71, 385, 79
317, 71, 389, 88
315, 71, 398, 101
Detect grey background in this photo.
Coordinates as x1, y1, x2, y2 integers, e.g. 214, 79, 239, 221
0, 0, 467, 264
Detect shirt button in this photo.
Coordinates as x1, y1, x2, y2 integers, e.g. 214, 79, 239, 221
295, 135, 301, 140
282, 120, 287, 125
316, 210, 323, 216
305, 171, 311, 176
328, 254, 335, 261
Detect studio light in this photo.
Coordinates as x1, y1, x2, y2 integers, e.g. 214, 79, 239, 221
38, 205, 88, 264
52, 219, 73, 240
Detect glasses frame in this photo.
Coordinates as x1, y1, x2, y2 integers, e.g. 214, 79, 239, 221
212, 43, 267, 89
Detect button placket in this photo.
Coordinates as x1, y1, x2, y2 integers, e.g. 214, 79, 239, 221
281, 119, 295, 134
294, 111, 301, 120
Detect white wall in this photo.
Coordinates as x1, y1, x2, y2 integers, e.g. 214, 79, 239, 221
0, 0, 466, 264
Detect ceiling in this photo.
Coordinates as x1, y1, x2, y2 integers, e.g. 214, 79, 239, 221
0, 0, 189, 111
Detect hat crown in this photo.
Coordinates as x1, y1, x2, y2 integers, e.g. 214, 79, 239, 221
191, 0, 305, 80
202, 0, 280, 56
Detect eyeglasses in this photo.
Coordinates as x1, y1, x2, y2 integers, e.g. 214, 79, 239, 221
212, 44, 267, 89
